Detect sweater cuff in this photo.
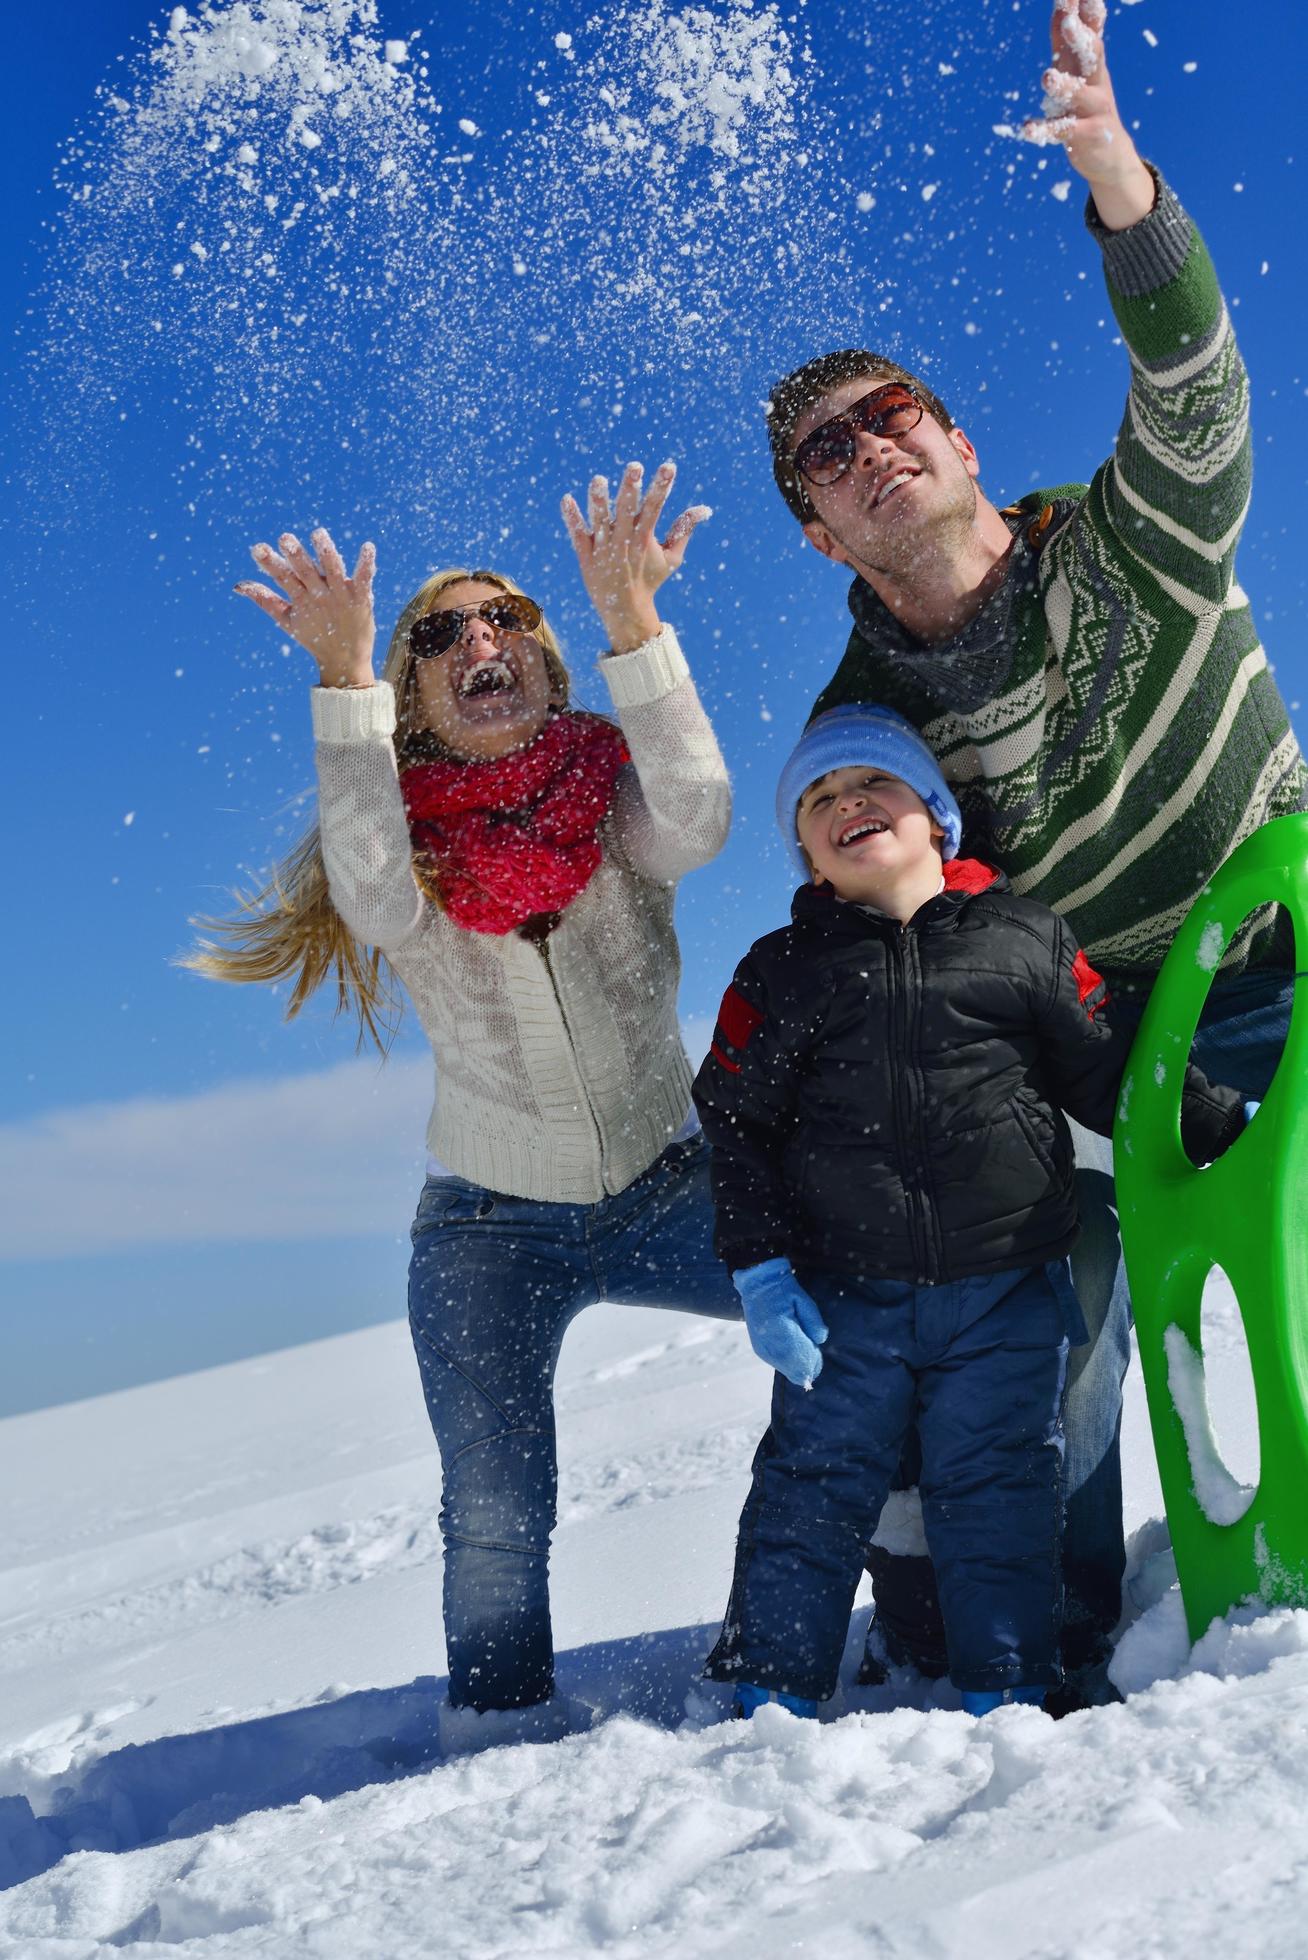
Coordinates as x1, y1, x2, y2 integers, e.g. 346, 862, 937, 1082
1084, 163, 1193, 298
310, 680, 397, 743
599, 624, 690, 708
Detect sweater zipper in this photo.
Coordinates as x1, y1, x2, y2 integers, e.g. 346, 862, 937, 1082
891, 924, 940, 1285
534, 932, 606, 1167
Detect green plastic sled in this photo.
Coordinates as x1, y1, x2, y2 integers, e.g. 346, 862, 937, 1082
1114, 813, 1308, 1643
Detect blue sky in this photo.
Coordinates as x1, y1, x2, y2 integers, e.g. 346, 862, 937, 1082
4, 0, 1306, 1414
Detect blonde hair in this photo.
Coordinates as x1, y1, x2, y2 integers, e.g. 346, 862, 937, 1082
183, 567, 571, 1050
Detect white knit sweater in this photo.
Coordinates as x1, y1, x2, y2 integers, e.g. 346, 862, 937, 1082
311, 625, 732, 1203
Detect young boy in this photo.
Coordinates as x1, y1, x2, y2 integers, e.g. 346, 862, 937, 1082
693, 704, 1247, 1717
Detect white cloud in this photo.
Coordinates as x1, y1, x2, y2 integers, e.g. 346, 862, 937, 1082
0, 1059, 432, 1261
1, 1016, 712, 1260
680, 1013, 715, 1068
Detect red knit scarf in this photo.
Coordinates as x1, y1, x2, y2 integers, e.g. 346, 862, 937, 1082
400, 712, 631, 936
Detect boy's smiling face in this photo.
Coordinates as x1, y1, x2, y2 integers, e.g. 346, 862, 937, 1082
796, 765, 945, 905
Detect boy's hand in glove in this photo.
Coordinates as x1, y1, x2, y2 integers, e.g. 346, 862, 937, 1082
733, 1258, 829, 1389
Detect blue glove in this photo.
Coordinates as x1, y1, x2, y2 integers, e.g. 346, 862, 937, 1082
1244, 1100, 1262, 1125
733, 1257, 829, 1389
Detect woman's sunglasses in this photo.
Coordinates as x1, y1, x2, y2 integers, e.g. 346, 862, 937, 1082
793, 382, 925, 489
409, 593, 543, 660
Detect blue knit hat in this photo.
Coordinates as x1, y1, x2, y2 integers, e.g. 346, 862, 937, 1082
776, 704, 963, 877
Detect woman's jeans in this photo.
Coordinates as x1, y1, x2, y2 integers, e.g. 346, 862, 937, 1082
407, 1134, 739, 1711
707, 1266, 1071, 1701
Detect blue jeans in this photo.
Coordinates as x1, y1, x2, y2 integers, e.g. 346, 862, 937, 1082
1061, 966, 1295, 1665
707, 1266, 1072, 1701
407, 1134, 739, 1711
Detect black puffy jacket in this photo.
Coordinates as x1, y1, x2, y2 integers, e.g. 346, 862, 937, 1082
693, 862, 1244, 1284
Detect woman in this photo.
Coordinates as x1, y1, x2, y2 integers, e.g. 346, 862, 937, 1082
194, 461, 739, 1717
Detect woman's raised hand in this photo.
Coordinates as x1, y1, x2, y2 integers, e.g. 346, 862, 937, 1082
561, 460, 710, 655
235, 528, 377, 688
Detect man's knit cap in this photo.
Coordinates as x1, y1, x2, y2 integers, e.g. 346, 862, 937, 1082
776, 704, 963, 877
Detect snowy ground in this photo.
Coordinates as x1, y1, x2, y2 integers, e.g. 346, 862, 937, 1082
4, 1280, 1308, 1958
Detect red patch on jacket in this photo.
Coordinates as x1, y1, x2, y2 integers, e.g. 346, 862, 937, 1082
942, 857, 1000, 895
1072, 948, 1110, 1019
711, 985, 764, 1073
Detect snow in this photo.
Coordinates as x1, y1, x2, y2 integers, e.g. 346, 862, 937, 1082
1164, 1322, 1257, 1525
528, 0, 846, 364
997, 117, 1064, 148
1197, 920, 1227, 971
1059, 6, 1102, 77
30, 0, 451, 508
577, 0, 797, 169
868, 1486, 929, 1557
160, 1, 404, 110
27, 0, 853, 541
12, 6, 1307, 1932
5, 1272, 1308, 1954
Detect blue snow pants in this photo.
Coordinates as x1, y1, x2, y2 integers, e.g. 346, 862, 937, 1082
706, 1264, 1074, 1701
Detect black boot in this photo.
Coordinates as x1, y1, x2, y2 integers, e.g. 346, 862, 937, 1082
857, 1547, 950, 1683
1043, 1633, 1124, 1718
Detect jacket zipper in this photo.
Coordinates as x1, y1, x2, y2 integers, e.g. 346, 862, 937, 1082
891, 925, 941, 1285
534, 933, 606, 1170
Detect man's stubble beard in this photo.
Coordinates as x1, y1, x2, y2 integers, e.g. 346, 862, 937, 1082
828, 462, 980, 589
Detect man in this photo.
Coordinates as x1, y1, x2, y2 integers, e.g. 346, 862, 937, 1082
764, 0, 1304, 1707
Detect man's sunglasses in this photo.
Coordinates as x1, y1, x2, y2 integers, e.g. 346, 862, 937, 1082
409, 593, 543, 660
793, 382, 925, 490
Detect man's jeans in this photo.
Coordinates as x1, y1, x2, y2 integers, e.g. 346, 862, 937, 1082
407, 1134, 739, 1711
1060, 966, 1295, 1665
871, 966, 1294, 1677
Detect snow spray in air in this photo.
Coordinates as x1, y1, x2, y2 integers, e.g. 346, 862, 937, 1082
22, 0, 862, 536
33, 3, 455, 426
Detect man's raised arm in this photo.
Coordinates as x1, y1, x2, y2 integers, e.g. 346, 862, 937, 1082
1019, 0, 1249, 605
1021, 0, 1155, 230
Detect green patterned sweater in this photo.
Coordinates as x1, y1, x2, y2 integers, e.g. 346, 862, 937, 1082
811, 173, 1306, 997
